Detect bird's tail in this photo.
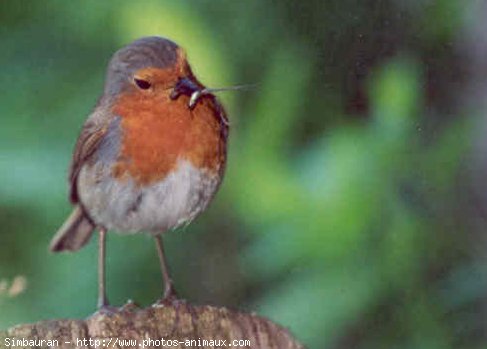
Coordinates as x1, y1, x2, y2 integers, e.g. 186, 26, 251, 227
50, 205, 95, 252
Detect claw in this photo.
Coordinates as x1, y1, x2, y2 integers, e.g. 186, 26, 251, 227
92, 305, 118, 317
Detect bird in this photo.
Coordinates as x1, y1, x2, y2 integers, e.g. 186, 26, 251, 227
49, 36, 229, 309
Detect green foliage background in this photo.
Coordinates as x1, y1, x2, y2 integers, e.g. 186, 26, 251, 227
0, 1, 486, 348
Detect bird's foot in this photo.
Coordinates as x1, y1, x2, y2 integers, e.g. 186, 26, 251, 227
153, 288, 186, 307
119, 299, 140, 312
92, 304, 118, 317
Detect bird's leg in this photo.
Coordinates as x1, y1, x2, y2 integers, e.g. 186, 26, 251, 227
154, 235, 178, 302
97, 228, 109, 309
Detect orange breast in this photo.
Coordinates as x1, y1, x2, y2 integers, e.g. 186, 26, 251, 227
112, 91, 226, 185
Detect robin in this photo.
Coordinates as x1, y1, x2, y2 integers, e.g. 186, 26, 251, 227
49, 36, 229, 309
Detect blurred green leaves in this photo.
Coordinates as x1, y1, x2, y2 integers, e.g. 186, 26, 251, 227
0, 1, 484, 349
232, 53, 476, 348
232, 56, 422, 347
229, 46, 310, 224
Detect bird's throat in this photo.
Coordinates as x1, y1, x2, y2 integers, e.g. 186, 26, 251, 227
111, 92, 226, 186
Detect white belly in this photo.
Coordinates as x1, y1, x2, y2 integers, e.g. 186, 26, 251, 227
78, 160, 221, 234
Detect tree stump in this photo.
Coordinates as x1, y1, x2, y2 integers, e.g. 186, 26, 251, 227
0, 302, 304, 348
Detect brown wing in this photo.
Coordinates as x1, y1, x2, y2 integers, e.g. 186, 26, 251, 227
69, 120, 108, 203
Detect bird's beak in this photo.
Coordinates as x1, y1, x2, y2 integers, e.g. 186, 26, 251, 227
170, 77, 202, 110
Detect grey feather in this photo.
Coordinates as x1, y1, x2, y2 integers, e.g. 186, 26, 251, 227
96, 116, 122, 164
50, 206, 96, 252
104, 36, 179, 96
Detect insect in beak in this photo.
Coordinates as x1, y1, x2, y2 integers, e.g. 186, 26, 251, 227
189, 84, 258, 109
171, 78, 257, 110
170, 78, 201, 109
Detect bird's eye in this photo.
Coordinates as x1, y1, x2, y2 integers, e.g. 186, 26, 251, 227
134, 78, 151, 90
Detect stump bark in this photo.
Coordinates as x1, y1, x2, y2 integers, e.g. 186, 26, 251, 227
0, 302, 304, 348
